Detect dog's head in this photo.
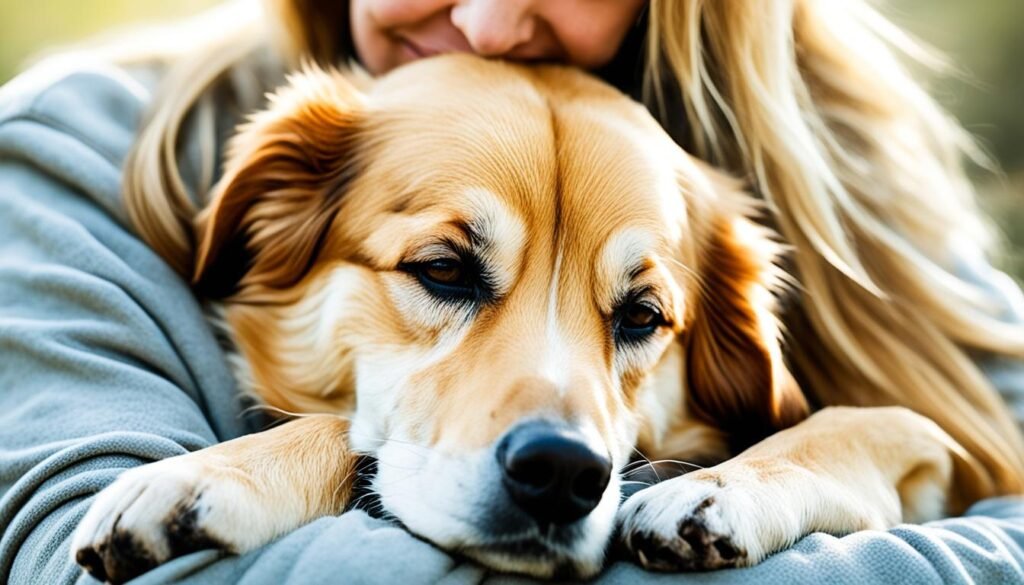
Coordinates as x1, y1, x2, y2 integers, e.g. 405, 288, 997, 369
193, 55, 807, 578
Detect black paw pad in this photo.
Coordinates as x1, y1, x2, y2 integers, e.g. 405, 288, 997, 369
75, 529, 159, 584
713, 538, 740, 562
675, 515, 745, 569
630, 531, 689, 571
75, 545, 109, 583
625, 496, 747, 572
75, 498, 225, 584
165, 502, 224, 557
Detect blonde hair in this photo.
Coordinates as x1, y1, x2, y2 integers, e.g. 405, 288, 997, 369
122, 0, 1024, 494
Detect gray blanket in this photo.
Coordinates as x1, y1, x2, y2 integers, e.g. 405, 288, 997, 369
2, 59, 1024, 585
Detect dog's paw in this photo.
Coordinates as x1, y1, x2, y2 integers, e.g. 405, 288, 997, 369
616, 474, 765, 571
71, 456, 253, 584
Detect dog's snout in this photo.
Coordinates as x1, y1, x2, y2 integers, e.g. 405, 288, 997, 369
498, 422, 612, 526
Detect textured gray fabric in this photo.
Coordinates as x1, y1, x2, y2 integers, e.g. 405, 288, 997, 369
2, 59, 1024, 585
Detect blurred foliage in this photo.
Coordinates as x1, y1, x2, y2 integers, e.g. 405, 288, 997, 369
0, 0, 217, 80
1, 0, 1022, 277
892, 0, 1024, 280
894, 0, 1024, 170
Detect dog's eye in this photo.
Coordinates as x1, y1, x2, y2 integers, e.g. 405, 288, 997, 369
422, 259, 464, 285
624, 304, 657, 329
408, 258, 479, 301
616, 301, 664, 342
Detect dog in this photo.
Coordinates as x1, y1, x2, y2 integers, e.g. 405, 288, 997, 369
72, 55, 985, 583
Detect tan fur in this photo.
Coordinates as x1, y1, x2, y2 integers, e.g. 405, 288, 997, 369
75, 56, 1003, 582
202, 60, 810, 454
108, 0, 1024, 504
618, 406, 985, 570
72, 416, 357, 583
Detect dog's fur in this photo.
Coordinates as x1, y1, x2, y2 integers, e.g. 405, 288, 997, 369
73, 56, 989, 583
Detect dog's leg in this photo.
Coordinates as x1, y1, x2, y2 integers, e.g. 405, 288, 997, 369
72, 415, 356, 584
617, 406, 975, 571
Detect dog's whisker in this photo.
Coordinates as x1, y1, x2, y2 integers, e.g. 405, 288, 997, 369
619, 459, 656, 474
629, 447, 661, 483
349, 491, 378, 510
351, 442, 430, 464
331, 462, 369, 505
663, 255, 709, 296
343, 432, 425, 449
646, 458, 704, 470
370, 464, 422, 476
242, 404, 329, 423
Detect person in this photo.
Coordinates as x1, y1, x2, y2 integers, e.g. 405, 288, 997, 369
2, 0, 1024, 583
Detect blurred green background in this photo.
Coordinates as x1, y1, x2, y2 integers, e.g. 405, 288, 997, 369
1, 0, 1022, 278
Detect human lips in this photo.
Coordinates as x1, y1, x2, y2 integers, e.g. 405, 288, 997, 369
398, 31, 477, 61
399, 37, 448, 59
398, 37, 429, 59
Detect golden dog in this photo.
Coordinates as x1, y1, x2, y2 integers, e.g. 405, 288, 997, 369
72, 55, 985, 582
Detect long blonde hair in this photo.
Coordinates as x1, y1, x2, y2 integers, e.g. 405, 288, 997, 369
122, 0, 1024, 494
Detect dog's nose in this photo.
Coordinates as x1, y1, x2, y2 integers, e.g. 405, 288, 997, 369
498, 421, 612, 526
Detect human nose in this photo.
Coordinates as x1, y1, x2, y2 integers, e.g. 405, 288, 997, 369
450, 0, 536, 57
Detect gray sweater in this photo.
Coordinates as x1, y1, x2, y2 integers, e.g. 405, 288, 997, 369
2, 57, 1024, 585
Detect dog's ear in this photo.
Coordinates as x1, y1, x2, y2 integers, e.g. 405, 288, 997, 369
192, 67, 364, 298
682, 177, 809, 451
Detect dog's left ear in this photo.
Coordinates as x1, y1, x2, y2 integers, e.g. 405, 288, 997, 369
192, 67, 364, 298
682, 175, 809, 450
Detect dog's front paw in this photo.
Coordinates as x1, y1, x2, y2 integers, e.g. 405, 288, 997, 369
617, 474, 766, 571
71, 456, 250, 584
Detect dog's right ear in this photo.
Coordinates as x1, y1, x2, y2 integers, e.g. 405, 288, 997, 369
680, 168, 809, 452
192, 67, 364, 298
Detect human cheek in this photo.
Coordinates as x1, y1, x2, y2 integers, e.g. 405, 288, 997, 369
549, 0, 646, 69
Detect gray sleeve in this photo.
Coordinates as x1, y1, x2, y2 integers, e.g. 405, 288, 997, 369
953, 245, 1024, 427
0, 64, 257, 584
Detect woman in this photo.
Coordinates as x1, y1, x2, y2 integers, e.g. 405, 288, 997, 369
2, 0, 1023, 583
